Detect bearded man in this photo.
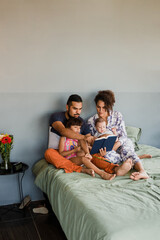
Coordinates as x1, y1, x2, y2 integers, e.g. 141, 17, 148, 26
45, 94, 93, 174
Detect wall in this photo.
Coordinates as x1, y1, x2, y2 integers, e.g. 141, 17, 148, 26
0, 0, 160, 205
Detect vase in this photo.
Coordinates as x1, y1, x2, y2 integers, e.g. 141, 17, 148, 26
0, 152, 12, 171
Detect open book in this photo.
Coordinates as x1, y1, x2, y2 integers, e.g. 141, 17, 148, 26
90, 135, 117, 155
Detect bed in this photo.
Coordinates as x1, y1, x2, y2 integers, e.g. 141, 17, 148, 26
32, 126, 160, 240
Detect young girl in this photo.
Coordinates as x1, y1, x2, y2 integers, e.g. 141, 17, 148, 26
58, 118, 117, 180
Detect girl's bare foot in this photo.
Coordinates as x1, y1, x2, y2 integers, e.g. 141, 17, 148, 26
81, 168, 95, 177
130, 171, 149, 181
100, 171, 116, 180
138, 154, 152, 159
115, 159, 133, 176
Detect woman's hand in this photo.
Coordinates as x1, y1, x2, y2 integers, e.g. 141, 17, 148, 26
99, 147, 107, 157
112, 127, 117, 135
112, 141, 121, 151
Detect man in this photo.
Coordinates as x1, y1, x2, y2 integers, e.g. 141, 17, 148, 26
45, 94, 116, 179
48, 94, 90, 150
45, 94, 94, 174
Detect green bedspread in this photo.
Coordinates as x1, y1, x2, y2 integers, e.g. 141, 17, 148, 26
33, 144, 160, 240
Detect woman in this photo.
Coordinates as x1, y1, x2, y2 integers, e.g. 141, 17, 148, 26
88, 90, 149, 181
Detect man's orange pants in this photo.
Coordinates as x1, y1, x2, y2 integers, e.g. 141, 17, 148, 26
45, 149, 118, 174
45, 148, 82, 173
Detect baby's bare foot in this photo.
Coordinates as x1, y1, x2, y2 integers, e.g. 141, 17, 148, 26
81, 168, 95, 177
115, 159, 133, 176
100, 171, 116, 180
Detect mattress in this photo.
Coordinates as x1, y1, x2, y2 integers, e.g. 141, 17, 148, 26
33, 144, 160, 240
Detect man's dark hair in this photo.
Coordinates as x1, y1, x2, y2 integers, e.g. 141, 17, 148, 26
67, 94, 82, 106
66, 117, 83, 128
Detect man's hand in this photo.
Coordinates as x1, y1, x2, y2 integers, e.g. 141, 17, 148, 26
85, 153, 92, 160
84, 135, 95, 145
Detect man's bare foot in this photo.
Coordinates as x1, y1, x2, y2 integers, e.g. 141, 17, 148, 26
81, 168, 95, 177
130, 171, 149, 181
138, 154, 152, 159
115, 159, 133, 176
100, 171, 116, 180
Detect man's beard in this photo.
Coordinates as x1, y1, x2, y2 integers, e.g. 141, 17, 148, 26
67, 111, 80, 119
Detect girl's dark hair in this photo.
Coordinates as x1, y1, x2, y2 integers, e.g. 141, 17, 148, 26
94, 90, 115, 112
66, 117, 83, 128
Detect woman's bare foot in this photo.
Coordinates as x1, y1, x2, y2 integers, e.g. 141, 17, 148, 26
81, 168, 95, 177
100, 171, 116, 180
130, 171, 149, 181
138, 154, 152, 159
115, 159, 133, 176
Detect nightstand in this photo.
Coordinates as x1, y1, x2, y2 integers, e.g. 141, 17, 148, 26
0, 162, 29, 204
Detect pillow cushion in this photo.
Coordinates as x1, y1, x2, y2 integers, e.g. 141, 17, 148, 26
125, 126, 141, 151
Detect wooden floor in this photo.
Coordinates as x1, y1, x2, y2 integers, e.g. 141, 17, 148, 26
0, 200, 67, 240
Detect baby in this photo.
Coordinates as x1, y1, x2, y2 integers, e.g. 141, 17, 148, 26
93, 117, 133, 175
94, 117, 124, 165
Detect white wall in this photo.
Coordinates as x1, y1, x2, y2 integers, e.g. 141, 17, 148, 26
0, 0, 160, 205
1, 0, 160, 93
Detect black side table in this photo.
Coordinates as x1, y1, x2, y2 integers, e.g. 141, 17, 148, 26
0, 162, 29, 204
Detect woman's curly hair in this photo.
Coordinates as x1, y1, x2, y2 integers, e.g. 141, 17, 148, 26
94, 90, 115, 112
